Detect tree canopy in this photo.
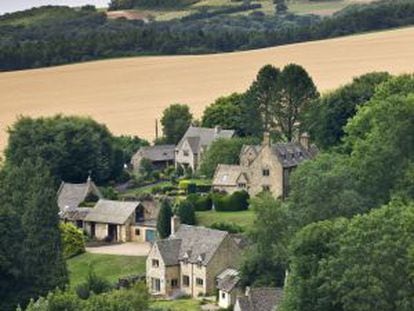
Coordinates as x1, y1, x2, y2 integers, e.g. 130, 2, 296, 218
5, 115, 123, 184
160, 104, 193, 144
157, 199, 173, 238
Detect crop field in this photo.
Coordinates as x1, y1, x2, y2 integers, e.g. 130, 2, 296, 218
0, 27, 413, 152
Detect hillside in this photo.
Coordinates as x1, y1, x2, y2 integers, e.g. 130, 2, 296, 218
0, 27, 413, 152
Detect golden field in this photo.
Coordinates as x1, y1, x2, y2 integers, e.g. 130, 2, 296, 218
0, 27, 414, 151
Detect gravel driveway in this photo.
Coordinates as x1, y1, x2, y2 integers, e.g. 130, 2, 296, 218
86, 242, 151, 257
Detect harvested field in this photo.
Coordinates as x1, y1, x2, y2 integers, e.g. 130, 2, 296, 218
0, 27, 414, 152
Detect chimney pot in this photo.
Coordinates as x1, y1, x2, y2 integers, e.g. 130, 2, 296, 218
171, 215, 181, 236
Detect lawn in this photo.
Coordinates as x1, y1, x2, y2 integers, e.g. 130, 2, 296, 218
196, 210, 255, 231
67, 253, 146, 287
151, 299, 201, 311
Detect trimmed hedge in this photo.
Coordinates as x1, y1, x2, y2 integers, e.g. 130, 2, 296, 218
212, 190, 249, 212
187, 193, 213, 211
210, 222, 244, 233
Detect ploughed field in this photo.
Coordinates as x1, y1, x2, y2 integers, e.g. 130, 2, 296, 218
0, 27, 414, 151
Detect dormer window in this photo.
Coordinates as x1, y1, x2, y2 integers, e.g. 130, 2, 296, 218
262, 169, 270, 176
152, 259, 159, 268
183, 150, 190, 157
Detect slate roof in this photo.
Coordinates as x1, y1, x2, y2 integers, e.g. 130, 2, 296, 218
271, 142, 315, 168
157, 239, 182, 266
132, 145, 175, 163
84, 199, 140, 225
59, 207, 91, 221
217, 268, 240, 292
236, 288, 283, 311
177, 126, 235, 154
212, 164, 245, 187
155, 225, 229, 267
57, 178, 102, 210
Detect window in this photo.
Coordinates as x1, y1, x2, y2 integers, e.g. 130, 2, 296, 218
238, 183, 246, 189
196, 278, 204, 287
152, 259, 159, 268
262, 169, 270, 176
151, 278, 161, 292
222, 292, 226, 299
183, 150, 190, 157
171, 279, 178, 288
262, 185, 270, 192
183, 275, 190, 287
135, 228, 140, 236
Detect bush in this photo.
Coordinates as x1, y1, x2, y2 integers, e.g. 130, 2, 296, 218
75, 267, 112, 300
210, 222, 244, 233
100, 186, 119, 200
187, 183, 197, 194
60, 223, 85, 259
187, 193, 213, 211
176, 200, 196, 225
196, 184, 212, 193
213, 191, 249, 212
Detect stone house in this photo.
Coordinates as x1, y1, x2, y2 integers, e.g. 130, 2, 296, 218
234, 287, 283, 311
175, 126, 235, 172
212, 133, 317, 199
217, 268, 241, 309
131, 145, 175, 172
146, 217, 242, 298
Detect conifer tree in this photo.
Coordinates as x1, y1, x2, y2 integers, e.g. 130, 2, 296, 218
177, 200, 196, 225
157, 199, 173, 239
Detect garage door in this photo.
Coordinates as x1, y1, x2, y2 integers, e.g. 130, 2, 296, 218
145, 229, 156, 242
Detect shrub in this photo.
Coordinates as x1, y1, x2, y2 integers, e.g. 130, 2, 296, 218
213, 191, 249, 212
210, 222, 244, 233
196, 184, 212, 193
75, 267, 112, 300
176, 200, 196, 225
187, 193, 213, 211
60, 223, 85, 259
187, 183, 197, 194
100, 186, 119, 200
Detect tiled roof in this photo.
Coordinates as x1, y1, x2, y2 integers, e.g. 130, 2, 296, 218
217, 268, 240, 292
57, 178, 101, 210
237, 288, 284, 311
59, 207, 91, 221
155, 225, 229, 267
176, 126, 235, 154
84, 199, 140, 224
132, 145, 175, 163
212, 164, 245, 187
271, 142, 315, 168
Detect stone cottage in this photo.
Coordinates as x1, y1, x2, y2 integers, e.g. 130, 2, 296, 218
131, 145, 175, 172
146, 217, 242, 298
217, 268, 241, 309
213, 133, 317, 198
175, 126, 235, 172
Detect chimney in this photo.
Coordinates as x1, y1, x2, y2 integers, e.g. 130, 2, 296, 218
171, 215, 181, 235
299, 132, 310, 150
262, 131, 271, 147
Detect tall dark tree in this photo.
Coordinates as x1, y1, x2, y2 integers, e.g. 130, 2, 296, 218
160, 104, 193, 144
0, 160, 68, 310
241, 65, 280, 137
275, 64, 318, 142
176, 200, 196, 225
157, 199, 173, 239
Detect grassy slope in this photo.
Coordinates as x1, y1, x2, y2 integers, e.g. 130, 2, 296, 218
67, 253, 146, 287
152, 299, 201, 310
196, 210, 255, 231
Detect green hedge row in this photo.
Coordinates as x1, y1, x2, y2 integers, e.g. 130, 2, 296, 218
212, 190, 249, 212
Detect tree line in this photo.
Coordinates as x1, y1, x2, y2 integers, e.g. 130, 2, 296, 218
1, 0, 414, 71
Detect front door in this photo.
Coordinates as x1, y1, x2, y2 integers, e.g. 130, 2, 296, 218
108, 224, 118, 242
145, 229, 156, 242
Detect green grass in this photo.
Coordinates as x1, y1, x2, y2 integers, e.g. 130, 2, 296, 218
67, 253, 146, 287
196, 210, 255, 231
151, 299, 201, 311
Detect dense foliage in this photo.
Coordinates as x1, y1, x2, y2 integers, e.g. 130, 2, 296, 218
281, 200, 414, 311
303, 72, 391, 149
212, 190, 250, 212
0, 160, 67, 311
176, 199, 196, 225
5, 115, 124, 184
22, 282, 149, 311
113, 135, 149, 164
2, 0, 414, 71
199, 137, 258, 178
160, 104, 193, 144
60, 223, 85, 259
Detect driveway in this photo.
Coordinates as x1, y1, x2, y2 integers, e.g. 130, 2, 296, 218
86, 242, 151, 257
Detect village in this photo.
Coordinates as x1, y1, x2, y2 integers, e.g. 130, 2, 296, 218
58, 122, 316, 310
